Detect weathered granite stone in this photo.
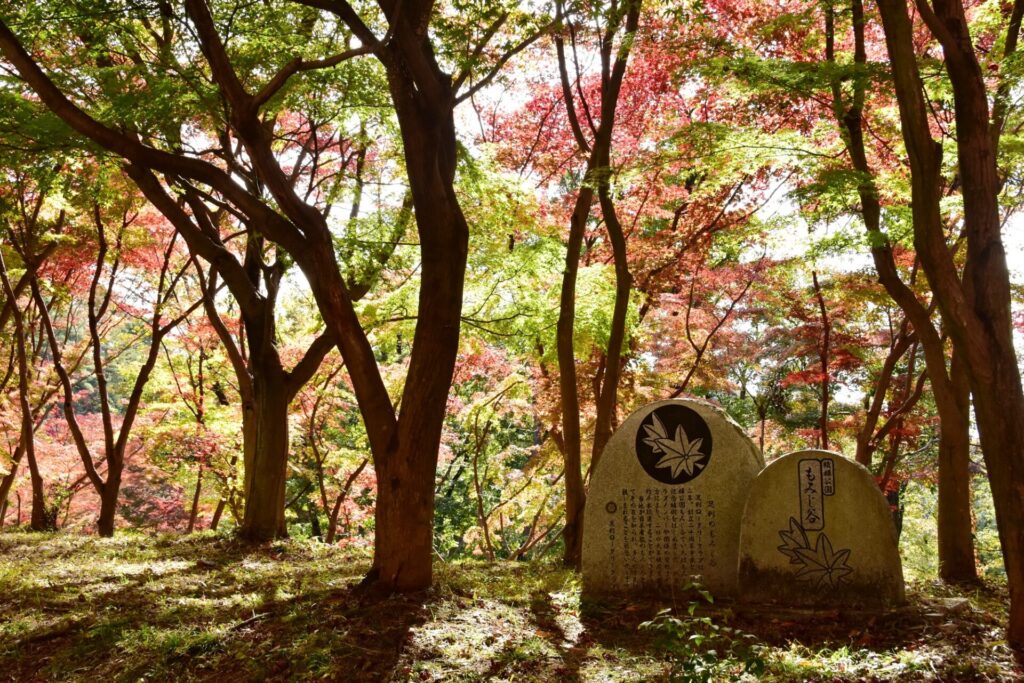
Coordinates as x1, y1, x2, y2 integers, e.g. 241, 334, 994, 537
737, 450, 905, 607
582, 399, 764, 597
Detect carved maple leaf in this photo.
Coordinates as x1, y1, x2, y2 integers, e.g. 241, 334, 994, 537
794, 533, 854, 589
641, 412, 669, 453
653, 425, 706, 479
777, 516, 810, 564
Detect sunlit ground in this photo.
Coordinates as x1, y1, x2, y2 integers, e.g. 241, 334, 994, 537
0, 532, 1020, 682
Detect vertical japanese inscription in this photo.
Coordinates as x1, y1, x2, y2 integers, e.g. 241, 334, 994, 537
799, 459, 824, 530
605, 487, 713, 589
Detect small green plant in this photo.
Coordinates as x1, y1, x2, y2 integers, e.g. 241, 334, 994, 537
639, 583, 765, 683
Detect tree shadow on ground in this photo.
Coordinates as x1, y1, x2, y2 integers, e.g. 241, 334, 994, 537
186, 585, 432, 682
0, 533, 431, 682
507, 582, 1022, 682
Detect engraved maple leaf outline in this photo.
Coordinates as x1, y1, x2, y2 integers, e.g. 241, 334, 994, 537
641, 412, 708, 479
777, 517, 854, 589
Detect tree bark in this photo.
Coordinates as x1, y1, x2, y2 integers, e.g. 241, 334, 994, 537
876, 0, 1023, 647
937, 345, 976, 581
556, 178, 591, 568
828, 0, 977, 581
96, 472, 120, 537
187, 464, 204, 533
239, 362, 291, 541
553, 0, 642, 569
0, 253, 51, 531
0, 445, 22, 527
812, 271, 831, 451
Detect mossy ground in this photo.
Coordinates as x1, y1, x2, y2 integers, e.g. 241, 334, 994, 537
0, 532, 1020, 682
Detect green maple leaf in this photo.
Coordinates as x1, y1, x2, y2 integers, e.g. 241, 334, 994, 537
794, 533, 853, 589
653, 425, 707, 478
777, 517, 810, 564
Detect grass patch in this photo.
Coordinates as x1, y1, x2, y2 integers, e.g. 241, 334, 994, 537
0, 531, 1020, 681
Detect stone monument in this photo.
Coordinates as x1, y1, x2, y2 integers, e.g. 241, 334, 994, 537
582, 398, 764, 597
737, 449, 905, 607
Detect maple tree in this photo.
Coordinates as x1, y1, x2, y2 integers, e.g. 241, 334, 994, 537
0, 0, 1023, 655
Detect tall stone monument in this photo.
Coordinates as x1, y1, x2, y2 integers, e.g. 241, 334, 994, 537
582, 399, 764, 597
737, 449, 905, 607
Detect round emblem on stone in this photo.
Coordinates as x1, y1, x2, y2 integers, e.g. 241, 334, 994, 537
635, 404, 713, 485
605, 502, 618, 514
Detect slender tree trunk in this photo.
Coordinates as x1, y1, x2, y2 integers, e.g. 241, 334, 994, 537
325, 458, 368, 545
553, 0, 642, 569
0, 253, 50, 531
937, 345, 977, 581
309, 500, 322, 538
557, 182, 591, 569
187, 463, 204, 533
0, 445, 20, 528
855, 326, 912, 467
96, 476, 119, 537
812, 271, 831, 451
591, 182, 633, 467
210, 498, 225, 531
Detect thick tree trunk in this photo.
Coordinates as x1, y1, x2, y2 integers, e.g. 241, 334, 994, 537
876, 0, 1024, 648
369, 451, 435, 590
830, 0, 978, 584
937, 346, 977, 582
341, 9, 469, 591
239, 366, 291, 541
363, 192, 466, 590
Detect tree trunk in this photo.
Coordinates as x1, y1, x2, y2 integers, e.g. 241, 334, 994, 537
812, 271, 831, 451
369, 444, 437, 590
210, 498, 225, 531
97, 475, 119, 537
309, 500, 322, 538
876, 0, 1024, 648
937, 345, 977, 582
0, 447, 20, 526
325, 458, 368, 545
829, 0, 978, 585
26, 447, 50, 531
187, 463, 204, 533
239, 365, 291, 541
343, 9, 469, 591
0, 252, 50, 532
591, 182, 633, 468
557, 182, 591, 569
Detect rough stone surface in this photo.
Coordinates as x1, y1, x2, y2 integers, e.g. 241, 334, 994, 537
582, 399, 764, 597
737, 449, 905, 607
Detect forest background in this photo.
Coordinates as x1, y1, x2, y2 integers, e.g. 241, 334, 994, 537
1, 0, 1024, 668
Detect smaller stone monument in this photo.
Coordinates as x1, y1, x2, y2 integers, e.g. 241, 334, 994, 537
737, 450, 904, 607
582, 399, 764, 597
